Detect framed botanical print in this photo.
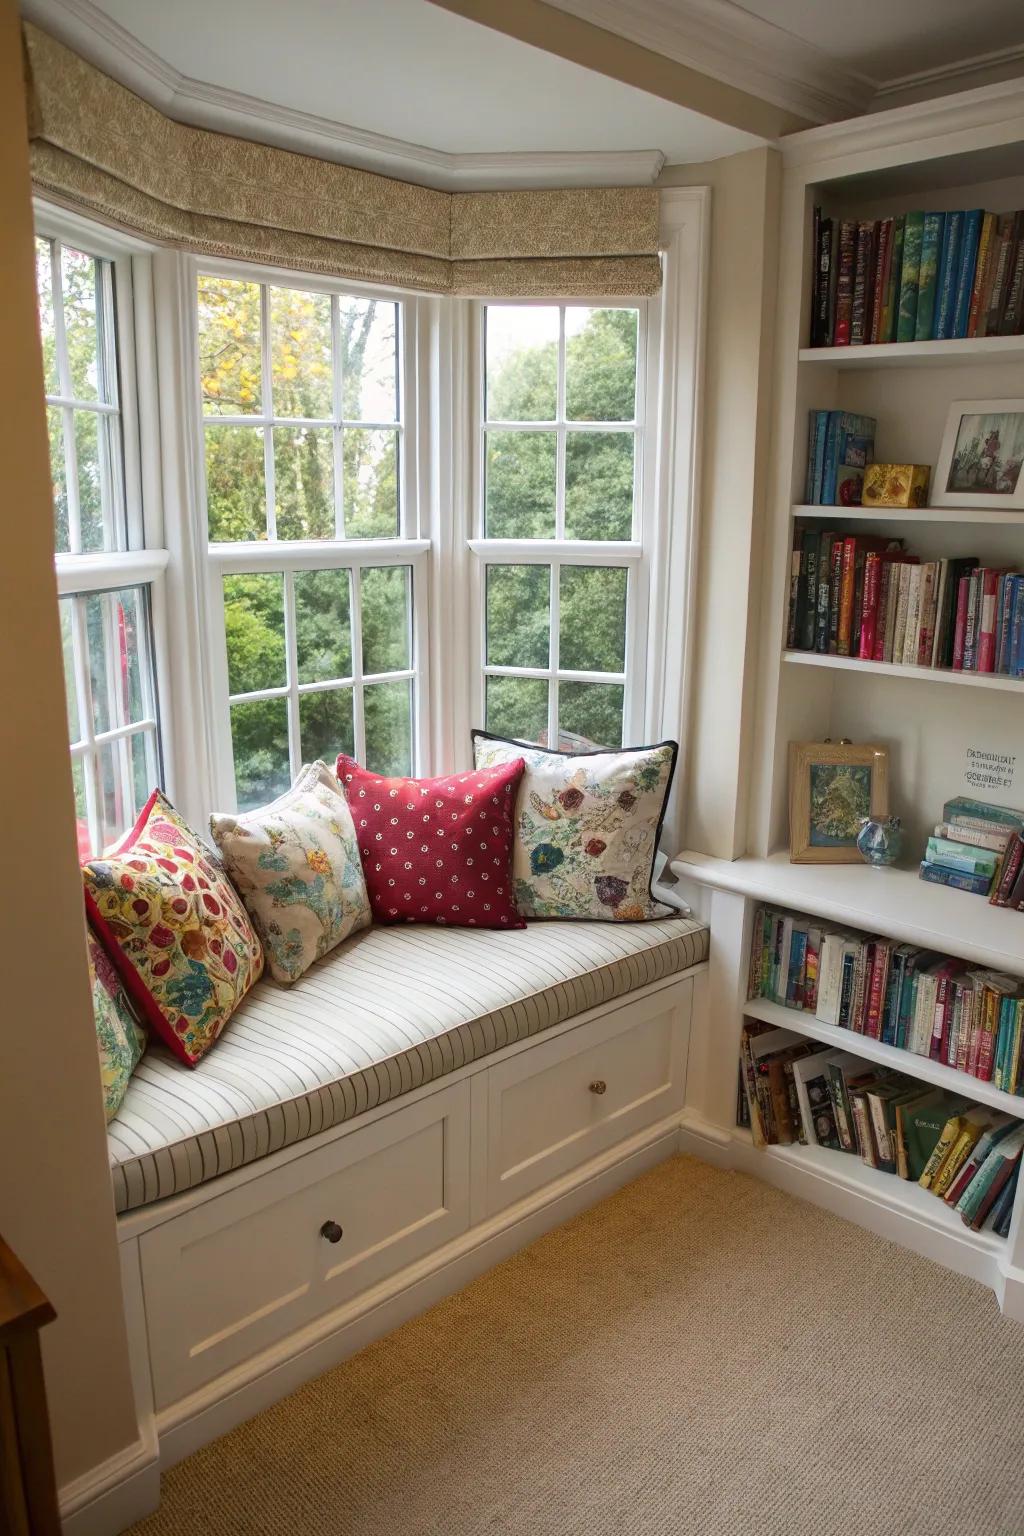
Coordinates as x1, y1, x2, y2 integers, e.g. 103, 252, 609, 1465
789, 740, 890, 864
933, 399, 1024, 510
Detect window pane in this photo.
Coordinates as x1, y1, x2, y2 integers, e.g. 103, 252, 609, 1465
86, 587, 149, 736
75, 408, 119, 553
97, 738, 138, 853
273, 426, 334, 540
223, 574, 285, 695
36, 238, 58, 395
559, 681, 623, 749
559, 567, 627, 674
486, 565, 549, 668
230, 698, 291, 811
485, 676, 548, 744
299, 688, 355, 765
71, 756, 91, 860
485, 306, 558, 422
130, 729, 158, 817
484, 430, 555, 539
198, 275, 261, 416
205, 425, 266, 541
48, 407, 69, 553
59, 597, 79, 742
360, 566, 411, 674
339, 298, 398, 421
364, 679, 412, 776
565, 307, 638, 423
295, 569, 352, 683
343, 428, 398, 538
269, 286, 331, 420
60, 246, 100, 401
564, 432, 634, 540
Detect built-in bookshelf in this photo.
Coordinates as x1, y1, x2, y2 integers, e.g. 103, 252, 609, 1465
672, 91, 1024, 1317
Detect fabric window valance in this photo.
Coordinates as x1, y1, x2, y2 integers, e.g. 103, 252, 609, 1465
23, 24, 662, 297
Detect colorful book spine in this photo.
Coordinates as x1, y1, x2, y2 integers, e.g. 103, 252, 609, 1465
934, 210, 963, 340
952, 209, 983, 338
896, 212, 924, 342
914, 212, 944, 340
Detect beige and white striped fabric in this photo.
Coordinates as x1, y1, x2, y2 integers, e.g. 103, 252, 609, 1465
108, 917, 707, 1214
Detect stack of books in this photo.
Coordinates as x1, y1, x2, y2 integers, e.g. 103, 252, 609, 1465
747, 902, 1024, 1090
810, 206, 1024, 347
738, 1021, 1022, 1237
805, 410, 876, 506
787, 523, 1024, 677
921, 795, 1024, 898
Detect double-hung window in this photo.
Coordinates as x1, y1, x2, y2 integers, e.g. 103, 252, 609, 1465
36, 222, 166, 856
472, 302, 648, 752
197, 270, 426, 811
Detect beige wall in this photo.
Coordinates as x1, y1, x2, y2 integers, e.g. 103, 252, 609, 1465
660, 147, 781, 860
0, 0, 140, 1491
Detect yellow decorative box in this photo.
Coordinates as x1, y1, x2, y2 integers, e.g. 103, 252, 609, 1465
861, 463, 931, 508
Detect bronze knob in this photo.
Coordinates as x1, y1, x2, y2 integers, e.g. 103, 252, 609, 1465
320, 1220, 344, 1244
589, 1080, 607, 1095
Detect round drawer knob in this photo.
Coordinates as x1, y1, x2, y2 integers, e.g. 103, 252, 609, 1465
589, 1079, 607, 1096
320, 1220, 344, 1244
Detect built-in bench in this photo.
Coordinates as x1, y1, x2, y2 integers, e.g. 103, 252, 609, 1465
110, 914, 708, 1486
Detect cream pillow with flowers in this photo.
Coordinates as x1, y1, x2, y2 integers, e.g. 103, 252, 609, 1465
211, 762, 370, 984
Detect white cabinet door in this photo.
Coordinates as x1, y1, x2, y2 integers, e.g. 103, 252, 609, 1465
141, 1082, 470, 1410
481, 980, 691, 1215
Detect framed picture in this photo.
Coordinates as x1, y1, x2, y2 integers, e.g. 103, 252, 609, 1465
788, 740, 890, 864
933, 398, 1024, 509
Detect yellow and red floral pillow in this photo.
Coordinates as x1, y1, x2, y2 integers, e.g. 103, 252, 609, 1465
83, 791, 263, 1066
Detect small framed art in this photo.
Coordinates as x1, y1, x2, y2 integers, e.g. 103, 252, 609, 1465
933, 399, 1024, 510
789, 740, 890, 864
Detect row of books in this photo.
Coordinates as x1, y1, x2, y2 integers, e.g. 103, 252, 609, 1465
809, 206, 1024, 347
738, 1022, 1021, 1237
747, 886, 1024, 1090
921, 795, 1024, 901
786, 527, 1024, 676
804, 409, 875, 506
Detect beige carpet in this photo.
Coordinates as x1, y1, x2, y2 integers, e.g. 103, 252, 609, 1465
128, 1155, 1024, 1536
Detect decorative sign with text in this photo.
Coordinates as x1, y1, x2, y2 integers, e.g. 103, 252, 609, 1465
963, 747, 1019, 795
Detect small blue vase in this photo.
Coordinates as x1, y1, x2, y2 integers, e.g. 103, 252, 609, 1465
856, 815, 903, 868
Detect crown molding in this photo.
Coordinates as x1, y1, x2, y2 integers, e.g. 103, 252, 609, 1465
19, 0, 666, 189
543, 0, 873, 125
874, 42, 1024, 103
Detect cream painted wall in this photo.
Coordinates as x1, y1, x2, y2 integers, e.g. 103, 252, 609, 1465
0, 0, 141, 1492
659, 147, 781, 860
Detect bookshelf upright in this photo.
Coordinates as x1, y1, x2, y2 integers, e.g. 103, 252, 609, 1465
674, 82, 1024, 1317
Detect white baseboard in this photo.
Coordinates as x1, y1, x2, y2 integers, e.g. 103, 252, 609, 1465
158, 1115, 682, 1469
60, 1425, 159, 1536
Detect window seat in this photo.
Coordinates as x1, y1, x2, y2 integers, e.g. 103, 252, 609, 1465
108, 916, 708, 1214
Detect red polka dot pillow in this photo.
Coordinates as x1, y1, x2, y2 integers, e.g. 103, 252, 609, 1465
335, 755, 526, 928
83, 791, 264, 1066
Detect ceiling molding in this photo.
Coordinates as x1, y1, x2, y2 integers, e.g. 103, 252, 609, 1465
543, 0, 873, 125
19, 0, 666, 189
873, 41, 1024, 101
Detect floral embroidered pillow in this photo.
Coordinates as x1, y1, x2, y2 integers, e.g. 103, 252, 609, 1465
210, 762, 370, 984
472, 731, 678, 921
88, 926, 147, 1122
83, 791, 264, 1066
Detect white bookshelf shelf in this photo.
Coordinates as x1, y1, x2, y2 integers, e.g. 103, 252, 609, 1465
791, 503, 1024, 527
743, 995, 1024, 1120
798, 337, 1024, 370
671, 850, 1024, 977
730, 1125, 1006, 1256
782, 649, 1024, 692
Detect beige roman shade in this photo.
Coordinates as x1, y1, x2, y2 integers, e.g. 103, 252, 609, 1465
23, 24, 662, 297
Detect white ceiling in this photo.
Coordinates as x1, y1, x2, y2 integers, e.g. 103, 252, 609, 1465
22, 0, 761, 187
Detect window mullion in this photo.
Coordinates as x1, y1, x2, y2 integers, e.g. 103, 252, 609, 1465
260, 284, 277, 539
555, 306, 566, 541
350, 568, 366, 762
331, 293, 345, 538
283, 569, 301, 779
548, 558, 560, 750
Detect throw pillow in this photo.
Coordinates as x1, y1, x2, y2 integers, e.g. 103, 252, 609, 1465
210, 762, 371, 985
88, 926, 147, 1123
471, 731, 678, 921
335, 754, 526, 927
83, 791, 264, 1066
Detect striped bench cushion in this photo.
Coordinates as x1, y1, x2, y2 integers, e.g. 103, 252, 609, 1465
108, 916, 707, 1214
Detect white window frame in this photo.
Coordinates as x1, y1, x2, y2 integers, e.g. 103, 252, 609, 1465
190, 259, 433, 810
36, 202, 172, 854
468, 298, 651, 750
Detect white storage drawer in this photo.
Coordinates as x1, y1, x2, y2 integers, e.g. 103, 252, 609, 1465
479, 979, 691, 1215
140, 1082, 470, 1409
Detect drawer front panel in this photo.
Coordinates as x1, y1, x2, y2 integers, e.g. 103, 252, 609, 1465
141, 1082, 469, 1410
485, 980, 691, 1214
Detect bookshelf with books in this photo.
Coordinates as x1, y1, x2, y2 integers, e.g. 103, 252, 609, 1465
670, 90, 1024, 1316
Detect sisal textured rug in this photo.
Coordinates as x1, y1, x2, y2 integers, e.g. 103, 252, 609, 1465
128, 1155, 1024, 1536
